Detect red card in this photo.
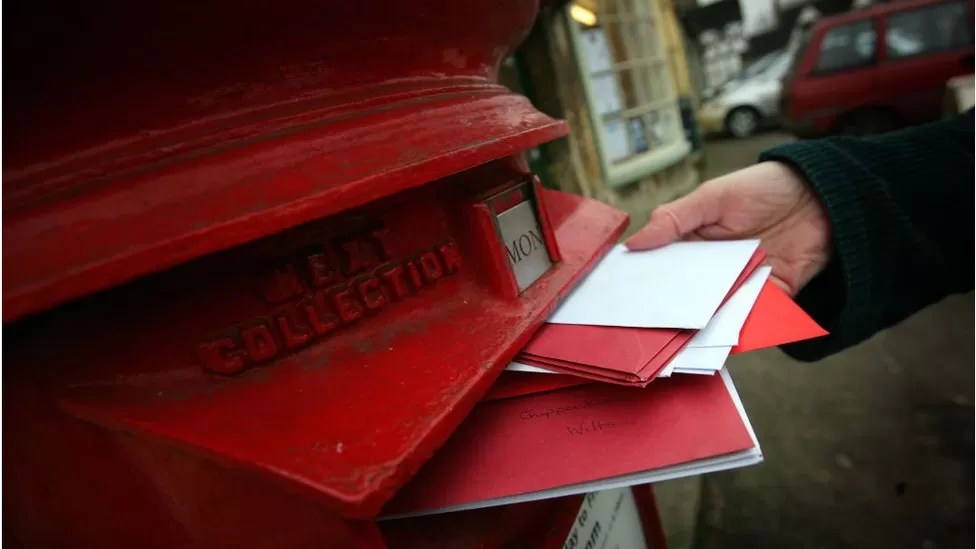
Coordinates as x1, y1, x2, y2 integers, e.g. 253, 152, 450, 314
731, 281, 827, 354
385, 374, 755, 516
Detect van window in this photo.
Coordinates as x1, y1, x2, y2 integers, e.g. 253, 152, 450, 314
886, 2, 972, 59
815, 20, 877, 73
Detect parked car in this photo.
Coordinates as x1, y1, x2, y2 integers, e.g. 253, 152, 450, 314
781, 0, 975, 137
697, 50, 793, 138
700, 50, 783, 102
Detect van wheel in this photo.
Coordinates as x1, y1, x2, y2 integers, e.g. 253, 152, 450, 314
726, 107, 761, 138
838, 109, 900, 136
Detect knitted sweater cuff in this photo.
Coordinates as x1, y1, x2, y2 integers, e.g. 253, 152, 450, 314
758, 140, 881, 362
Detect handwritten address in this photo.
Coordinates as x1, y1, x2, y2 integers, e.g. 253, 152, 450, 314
518, 396, 614, 420
566, 419, 616, 436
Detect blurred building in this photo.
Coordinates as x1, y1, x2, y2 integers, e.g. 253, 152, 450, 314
501, 0, 704, 215
674, 0, 859, 97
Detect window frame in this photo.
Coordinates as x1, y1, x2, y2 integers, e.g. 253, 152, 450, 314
566, 0, 691, 189
809, 18, 880, 77
882, 1, 974, 63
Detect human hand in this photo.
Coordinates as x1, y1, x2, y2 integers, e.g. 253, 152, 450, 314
625, 161, 832, 296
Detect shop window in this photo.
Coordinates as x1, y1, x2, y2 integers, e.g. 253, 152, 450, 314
568, 0, 691, 188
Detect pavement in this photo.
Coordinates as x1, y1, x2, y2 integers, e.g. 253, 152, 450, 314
650, 131, 975, 549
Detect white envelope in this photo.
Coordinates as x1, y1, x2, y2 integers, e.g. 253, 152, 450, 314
687, 266, 771, 348
658, 346, 732, 377
510, 347, 731, 378
507, 361, 557, 374
546, 241, 761, 329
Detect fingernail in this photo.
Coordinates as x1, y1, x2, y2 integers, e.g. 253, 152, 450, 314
624, 236, 651, 251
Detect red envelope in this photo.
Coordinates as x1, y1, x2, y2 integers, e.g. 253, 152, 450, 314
481, 372, 591, 402
520, 326, 680, 375
487, 280, 828, 401
385, 373, 755, 517
731, 281, 828, 354
517, 329, 693, 387
514, 357, 638, 384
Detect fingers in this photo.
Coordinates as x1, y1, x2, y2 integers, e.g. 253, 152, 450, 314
625, 184, 724, 251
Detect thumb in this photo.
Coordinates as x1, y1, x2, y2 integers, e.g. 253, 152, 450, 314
768, 273, 798, 297
625, 185, 724, 251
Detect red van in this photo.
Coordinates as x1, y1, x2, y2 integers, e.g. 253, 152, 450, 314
781, 0, 974, 137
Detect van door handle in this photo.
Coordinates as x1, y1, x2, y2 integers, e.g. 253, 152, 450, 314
962, 54, 974, 68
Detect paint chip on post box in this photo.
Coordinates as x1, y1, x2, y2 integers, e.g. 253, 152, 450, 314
496, 199, 554, 293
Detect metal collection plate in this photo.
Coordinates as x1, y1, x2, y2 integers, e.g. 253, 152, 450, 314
487, 182, 553, 293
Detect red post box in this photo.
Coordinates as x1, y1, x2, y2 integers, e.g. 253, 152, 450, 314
2, 0, 658, 547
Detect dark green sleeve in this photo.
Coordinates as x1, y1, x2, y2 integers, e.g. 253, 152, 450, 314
757, 110, 975, 362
